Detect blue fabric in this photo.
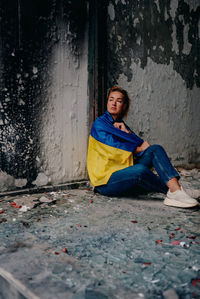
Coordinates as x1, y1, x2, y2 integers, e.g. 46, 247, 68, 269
91, 111, 144, 153
95, 144, 180, 196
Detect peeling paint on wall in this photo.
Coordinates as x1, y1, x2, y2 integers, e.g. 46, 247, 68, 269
117, 58, 200, 164
107, 0, 200, 89
108, 3, 115, 21
37, 23, 89, 186
0, 0, 88, 191
107, 0, 200, 165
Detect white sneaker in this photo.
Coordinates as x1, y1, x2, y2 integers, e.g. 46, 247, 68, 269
164, 187, 199, 208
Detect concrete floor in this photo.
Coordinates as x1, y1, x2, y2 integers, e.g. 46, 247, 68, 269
0, 168, 200, 299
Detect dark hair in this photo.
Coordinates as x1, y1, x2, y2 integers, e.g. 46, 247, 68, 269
107, 86, 130, 118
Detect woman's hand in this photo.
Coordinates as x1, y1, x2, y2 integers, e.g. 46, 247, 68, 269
134, 141, 150, 154
113, 122, 130, 134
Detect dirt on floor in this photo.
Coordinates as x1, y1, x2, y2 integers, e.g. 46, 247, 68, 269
0, 168, 200, 299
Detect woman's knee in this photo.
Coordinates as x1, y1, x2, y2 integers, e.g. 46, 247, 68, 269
133, 164, 150, 175
150, 144, 165, 153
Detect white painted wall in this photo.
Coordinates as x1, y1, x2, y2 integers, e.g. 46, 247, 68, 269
107, 0, 200, 166
34, 23, 89, 187
119, 58, 200, 165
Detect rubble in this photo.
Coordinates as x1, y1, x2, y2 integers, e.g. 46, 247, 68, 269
19, 206, 30, 213
12, 196, 39, 210
39, 196, 53, 203
163, 288, 179, 299
0, 170, 199, 298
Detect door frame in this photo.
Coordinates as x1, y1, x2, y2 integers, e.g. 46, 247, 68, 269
88, 0, 107, 129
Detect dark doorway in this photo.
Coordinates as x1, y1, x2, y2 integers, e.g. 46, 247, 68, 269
88, 0, 108, 127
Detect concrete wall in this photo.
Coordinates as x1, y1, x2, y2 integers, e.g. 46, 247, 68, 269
0, 0, 89, 192
1, 0, 199, 192
107, 0, 200, 165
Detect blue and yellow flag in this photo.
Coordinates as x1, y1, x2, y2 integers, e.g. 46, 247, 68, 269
87, 111, 144, 186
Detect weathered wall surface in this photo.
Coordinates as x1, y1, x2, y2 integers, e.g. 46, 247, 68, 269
0, 0, 88, 191
1, 0, 199, 192
37, 23, 89, 186
107, 0, 200, 165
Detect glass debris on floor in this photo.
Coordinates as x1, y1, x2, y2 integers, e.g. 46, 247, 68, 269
0, 169, 199, 298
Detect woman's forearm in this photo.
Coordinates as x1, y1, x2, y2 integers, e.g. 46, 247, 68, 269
134, 141, 150, 154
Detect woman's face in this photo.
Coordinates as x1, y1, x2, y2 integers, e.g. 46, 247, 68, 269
107, 91, 126, 120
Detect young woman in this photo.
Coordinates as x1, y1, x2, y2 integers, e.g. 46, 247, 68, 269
87, 86, 199, 208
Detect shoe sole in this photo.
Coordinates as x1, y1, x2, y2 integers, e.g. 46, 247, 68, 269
164, 197, 199, 208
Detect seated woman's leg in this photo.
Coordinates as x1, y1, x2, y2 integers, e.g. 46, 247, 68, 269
137, 144, 180, 185
136, 145, 198, 207
95, 164, 168, 196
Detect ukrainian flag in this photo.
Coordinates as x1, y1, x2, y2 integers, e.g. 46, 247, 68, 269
87, 111, 144, 186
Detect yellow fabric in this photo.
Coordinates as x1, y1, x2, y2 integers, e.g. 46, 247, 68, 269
87, 135, 134, 186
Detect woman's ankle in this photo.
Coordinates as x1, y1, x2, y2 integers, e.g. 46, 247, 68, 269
167, 178, 181, 192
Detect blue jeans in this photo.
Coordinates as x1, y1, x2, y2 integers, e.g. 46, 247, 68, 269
95, 145, 180, 196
